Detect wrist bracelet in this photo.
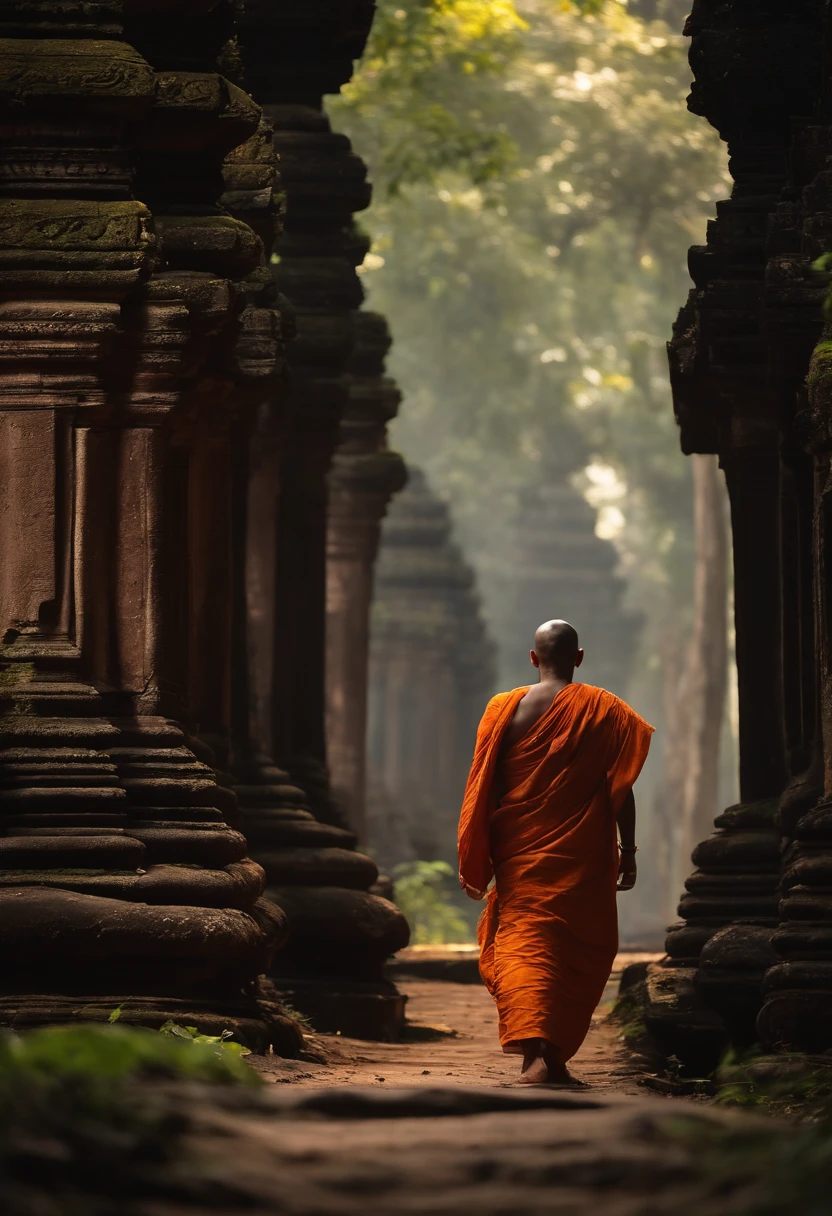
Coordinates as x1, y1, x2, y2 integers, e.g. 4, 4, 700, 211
619, 845, 638, 853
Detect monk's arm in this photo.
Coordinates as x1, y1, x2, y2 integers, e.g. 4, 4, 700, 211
617, 789, 636, 850
616, 789, 637, 891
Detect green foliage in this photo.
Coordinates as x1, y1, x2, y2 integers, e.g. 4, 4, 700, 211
808, 339, 832, 391
330, 0, 728, 637
715, 1049, 832, 1122
0, 1024, 258, 1214
0, 1022, 258, 1089
663, 1113, 832, 1216
393, 860, 474, 943
158, 1020, 253, 1061
272, 1002, 315, 1033
810, 254, 832, 320
339, 0, 524, 193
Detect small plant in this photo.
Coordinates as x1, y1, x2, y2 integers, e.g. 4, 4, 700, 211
392, 860, 474, 944
0, 1021, 258, 1090
0, 1022, 261, 1213
609, 981, 648, 1044
714, 1047, 832, 1121
274, 1003, 315, 1034
158, 1020, 252, 1059
662, 1110, 832, 1215
812, 253, 832, 322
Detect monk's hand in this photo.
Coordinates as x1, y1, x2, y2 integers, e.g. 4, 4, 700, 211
617, 849, 637, 891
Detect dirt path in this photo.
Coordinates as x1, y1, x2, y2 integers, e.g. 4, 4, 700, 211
122, 951, 786, 1214
164, 953, 780, 1215
252, 952, 659, 1092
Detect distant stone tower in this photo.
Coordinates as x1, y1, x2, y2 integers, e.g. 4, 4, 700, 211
496, 469, 642, 697
367, 468, 495, 868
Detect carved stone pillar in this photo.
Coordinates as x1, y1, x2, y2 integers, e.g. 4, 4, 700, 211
227, 1, 411, 1039
756, 330, 832, 1050
367, 468, 495, 868
0, 2, 299, 1051
266, 104, 368, 819
755, 123, 832, 1050
642, 0, 825, 1064
325, 311, 406, 840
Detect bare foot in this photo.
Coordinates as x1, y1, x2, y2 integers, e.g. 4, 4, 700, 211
542, 1062, 584, 1087
517, 1038, 556, 1085
542, 1043, 576, 1086
517, 1053, 549, 1085
515, 1039, 585, 1087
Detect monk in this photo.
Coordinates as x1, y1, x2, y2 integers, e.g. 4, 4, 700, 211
457, 619, 653, 1085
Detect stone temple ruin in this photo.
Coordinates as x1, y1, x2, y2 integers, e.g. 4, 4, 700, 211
646, 0, 832, 1068
495, 465, 642, 697
6, 0, 832, 1080
0, 0, 408, 1048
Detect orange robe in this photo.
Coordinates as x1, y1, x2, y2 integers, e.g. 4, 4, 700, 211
457, 682, 653, 1061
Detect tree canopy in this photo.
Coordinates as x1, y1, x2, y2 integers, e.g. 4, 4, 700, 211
328, 0, 734, 927
331, 0, 727, 611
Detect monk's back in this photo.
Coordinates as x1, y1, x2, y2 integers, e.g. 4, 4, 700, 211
499, 681, 569, 749
496, 681, 569, 798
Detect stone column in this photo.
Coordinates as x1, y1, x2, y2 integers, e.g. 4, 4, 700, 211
265, 105, 368, 819
367, 468, 495, 867
755, 113, 832, 1050
642, 1, 824, 1064
0, 3, 298, 1051
225, 1, 411, 1040
325, 311, 406, 841
756, 332, 832, 1051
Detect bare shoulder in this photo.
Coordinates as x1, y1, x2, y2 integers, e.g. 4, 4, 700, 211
501, 685, 553, 747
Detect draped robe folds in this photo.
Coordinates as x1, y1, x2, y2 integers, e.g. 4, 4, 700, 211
457, 682, 654, 1062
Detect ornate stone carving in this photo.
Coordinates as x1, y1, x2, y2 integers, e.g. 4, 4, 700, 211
655, 0, 832, 1062
228, 0, 412, 1040
0, 0, 298, 1051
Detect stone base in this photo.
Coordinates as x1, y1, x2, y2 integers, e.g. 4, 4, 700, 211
757, 984, 832, 1052
642, 961, 728, 1074
267, 884, 411, 977
0, 989, 305, 1055
388, 946, 482, 985
694, 923, 777, 1047
235, 761, 411, 1040
274, 977, 407, 1041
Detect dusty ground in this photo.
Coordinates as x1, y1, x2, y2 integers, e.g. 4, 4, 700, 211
159, 1081, 774, 1216
251, 952, 661, 1091
111, 954, 791, 1214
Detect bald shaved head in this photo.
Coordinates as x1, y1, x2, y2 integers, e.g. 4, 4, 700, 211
533, 619, 581, 677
